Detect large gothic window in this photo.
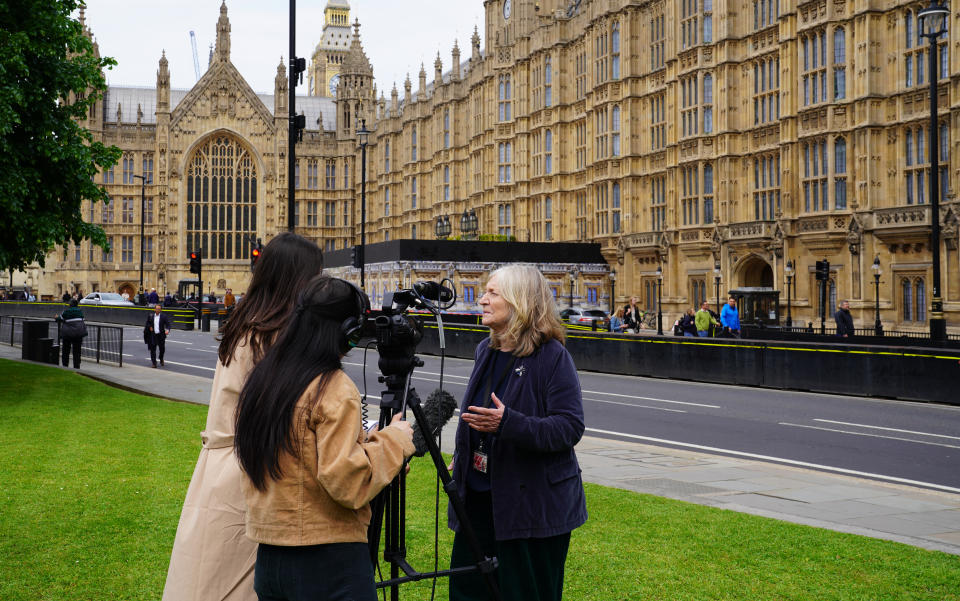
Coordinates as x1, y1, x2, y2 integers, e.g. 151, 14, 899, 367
186, 135, 258, 260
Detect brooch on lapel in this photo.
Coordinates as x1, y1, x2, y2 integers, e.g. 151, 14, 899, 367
514, 365, 527, 377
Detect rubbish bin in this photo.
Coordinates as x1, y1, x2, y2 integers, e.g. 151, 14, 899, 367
21, 320, 49, 361
35, 337, 54, 364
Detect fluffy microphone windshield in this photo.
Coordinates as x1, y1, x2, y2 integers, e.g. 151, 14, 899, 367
411, 389, 458, 457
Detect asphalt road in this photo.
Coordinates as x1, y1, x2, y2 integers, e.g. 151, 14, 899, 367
122, 326, 960, 493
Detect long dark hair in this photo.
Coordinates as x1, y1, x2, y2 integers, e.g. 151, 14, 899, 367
218, 232, 324, 366
234, 275, 366, 491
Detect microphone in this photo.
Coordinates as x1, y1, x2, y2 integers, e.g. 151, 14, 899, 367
413, 281, 454, 303
411, 389, 458, 457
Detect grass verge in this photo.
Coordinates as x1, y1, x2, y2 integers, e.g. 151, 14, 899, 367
0, 358, 958, 600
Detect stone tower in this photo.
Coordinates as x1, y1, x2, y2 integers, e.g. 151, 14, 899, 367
336, 19, 374, 140
308, 0, 351, 97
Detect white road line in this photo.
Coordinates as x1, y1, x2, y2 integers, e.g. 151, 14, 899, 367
779, 422, 960, 450
165, 340, 194, 345
581, 389, 720, 409
813, 419, 960, 441
156, 360, 216, 372
584, 427, 960, 494
583, 397, 686, 413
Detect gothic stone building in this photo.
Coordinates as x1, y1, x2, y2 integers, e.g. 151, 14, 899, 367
42, 0, 959, 331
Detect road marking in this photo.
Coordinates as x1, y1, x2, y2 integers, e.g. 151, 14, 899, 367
584, 427, 960, 494
155, 360, 216, 372
812, 419, 960, 441
779, 422, 960, 450
165, 340, 194, 345
581, 389, 720, 409
583, 397, 686, 413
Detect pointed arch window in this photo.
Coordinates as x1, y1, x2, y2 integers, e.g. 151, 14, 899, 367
833, 28, 846, 99
834, 137, 847, 209
186, 134, 258, 261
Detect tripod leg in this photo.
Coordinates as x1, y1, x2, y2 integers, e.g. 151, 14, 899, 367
406, 394, 502, 601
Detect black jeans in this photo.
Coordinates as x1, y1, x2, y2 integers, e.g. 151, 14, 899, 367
61, 336, 81, 368
254, 542, 376, 601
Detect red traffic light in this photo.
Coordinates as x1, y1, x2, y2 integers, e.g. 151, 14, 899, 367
251, 248, 260, 258
190, 252, 198, 260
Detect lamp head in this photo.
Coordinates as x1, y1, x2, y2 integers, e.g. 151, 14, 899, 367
872, 255, 882, 275
610, 268, 617, 281
356, 119, 370, 146
919, 1, 949, 37
655, 265, 663, 280
785, 260, 794, 276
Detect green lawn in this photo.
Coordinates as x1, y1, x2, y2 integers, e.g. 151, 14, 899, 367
0, 358, 958, 601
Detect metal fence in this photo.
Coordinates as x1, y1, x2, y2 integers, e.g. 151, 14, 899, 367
777, 324, 960, 341
0, 316, 124, 366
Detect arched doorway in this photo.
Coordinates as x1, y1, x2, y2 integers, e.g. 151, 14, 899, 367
738, 255, 774, 288
118, 282, 136, 298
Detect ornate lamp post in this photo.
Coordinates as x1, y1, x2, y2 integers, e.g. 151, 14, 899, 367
460, 208, 479, 240
784, 260, 794, 328
713, 261, 722, 314
132, 174, 149, 305
435, 215, 451, 239
919, 0, 949, 342
357, 120, 370, 289
872, 256, 884, 337
609, 268, 617, 315
656, 264, 664, 335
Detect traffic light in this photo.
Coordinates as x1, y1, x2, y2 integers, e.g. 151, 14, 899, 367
351, 246, 363, 269
250, 240, 262, 272
189, 251, 201, 274
815, 259, 830, 281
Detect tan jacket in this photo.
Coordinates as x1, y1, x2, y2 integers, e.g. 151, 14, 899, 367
163, 338, 258, 601
243, 369, 414, 546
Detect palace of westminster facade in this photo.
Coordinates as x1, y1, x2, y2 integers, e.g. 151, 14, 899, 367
29, 0, 959, 331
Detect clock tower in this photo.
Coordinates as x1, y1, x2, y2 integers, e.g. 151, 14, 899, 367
307, 0, 351, 97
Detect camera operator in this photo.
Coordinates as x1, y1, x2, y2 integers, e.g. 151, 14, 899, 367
235, 275, 414, 601
449, 264, 587, 601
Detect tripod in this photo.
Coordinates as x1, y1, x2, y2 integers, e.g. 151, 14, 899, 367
367, 331, 501, 601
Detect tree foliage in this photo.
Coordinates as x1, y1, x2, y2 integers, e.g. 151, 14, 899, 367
0, 0, 120, 271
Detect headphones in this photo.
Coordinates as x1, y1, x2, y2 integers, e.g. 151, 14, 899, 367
339, 279, 370, 352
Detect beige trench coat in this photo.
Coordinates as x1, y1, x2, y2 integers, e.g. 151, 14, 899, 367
162, 340, 257, 601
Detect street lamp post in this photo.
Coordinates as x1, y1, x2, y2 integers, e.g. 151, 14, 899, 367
919, 0, 949, 342
132, 174, 149, 305
435, 215, 451, 239
357, 120, 370, 289
713, 261, 722, 314
460, 209, 478, 240
784, 260, 794, 328
568, 272, 575, 309
609, 268, 617, 315
656, 264, 664, 335
872, 256, 884, 337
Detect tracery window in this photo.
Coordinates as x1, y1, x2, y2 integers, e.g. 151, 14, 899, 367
905, 124, 927, 205
651, 175, 666, 231
544, 56, 553, 106
902, 277, 927, 322
650, 93, 666, 151
186, 134, 258, 260
754, 54, 780, 124
754, 154, 781, 219
801, 30, 827, 106
833, 28, 846, 99
802, 140, 828, 212
834, 137, 847, 210
650, 12, 665, 71
498, 75, 512, 122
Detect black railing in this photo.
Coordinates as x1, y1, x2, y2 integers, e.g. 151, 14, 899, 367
0, 316, 124, 366
741, 322, 960, 349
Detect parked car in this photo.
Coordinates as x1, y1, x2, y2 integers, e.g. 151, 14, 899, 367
560, 308, 610, 329
79, 292, 134, 306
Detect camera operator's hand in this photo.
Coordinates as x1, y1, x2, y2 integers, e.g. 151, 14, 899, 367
388, 412, 414, 441
462, 393, 505, 433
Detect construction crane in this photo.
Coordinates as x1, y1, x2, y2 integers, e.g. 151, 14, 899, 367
189, 30, 201, 81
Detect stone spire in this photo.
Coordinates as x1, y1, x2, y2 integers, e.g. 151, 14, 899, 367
215, 1, 231, 63
434, 52, 443, 87
157, 51, 170, 114
471, 25, 481, 61
341, 19, 372, 76
451, 40, 461, 81
418, 63, 426, 100
390, 83, 399, 116
275, 57, 288, 115
404, 73, 412, 105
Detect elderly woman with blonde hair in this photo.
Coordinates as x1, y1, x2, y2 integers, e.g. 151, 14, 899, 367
448, 264, 587, 601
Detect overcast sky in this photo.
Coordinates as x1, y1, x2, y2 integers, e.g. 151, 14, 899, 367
79, 0, 485, 95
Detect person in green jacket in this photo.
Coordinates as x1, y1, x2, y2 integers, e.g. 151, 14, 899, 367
57, 299, 86, 368
695, 301, 719, 337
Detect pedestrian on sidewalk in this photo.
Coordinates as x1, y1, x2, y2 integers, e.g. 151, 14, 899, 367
695, 301, 719, 337
147, 287, 160, 305
679, 308, 698, 337
234, 276, 414, 601
56, 299, 87, 368
835, 300, 855, 338
144, 305, 171, 367
450, 264, 587, 601
162, 232, 325, 601
721, 296, 741, 338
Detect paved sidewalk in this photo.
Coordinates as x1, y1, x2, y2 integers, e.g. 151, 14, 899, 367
3, 342, 960, 556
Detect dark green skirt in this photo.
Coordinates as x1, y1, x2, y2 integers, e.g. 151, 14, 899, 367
449, 490, 571, 601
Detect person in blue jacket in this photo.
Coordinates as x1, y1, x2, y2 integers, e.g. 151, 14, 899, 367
448, 264, 587, 601
720, 296, 741, 338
